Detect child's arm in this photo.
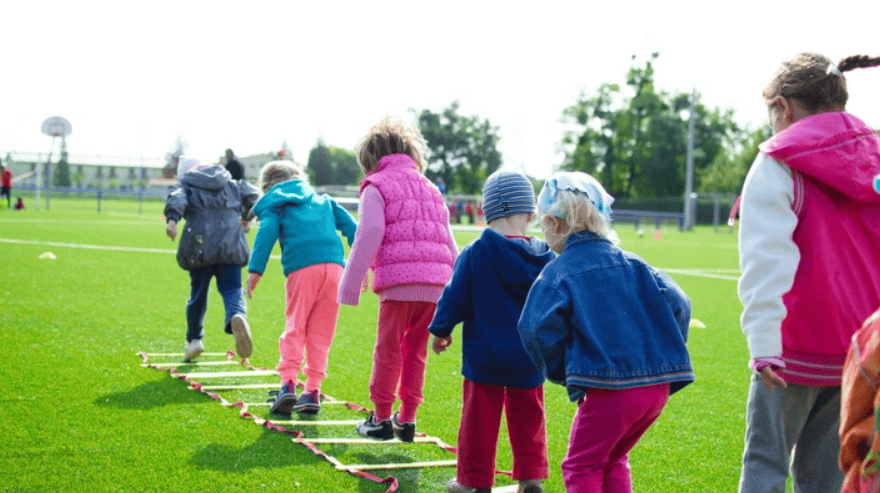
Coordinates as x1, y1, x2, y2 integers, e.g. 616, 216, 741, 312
738, 154, 798, 382
428, 246, 473, 351
246, 208, 281, 291
164, 184, 187, 224
238, 181, 260, 220
164, 184, 187, 241
518, 277, 571, 385
331, 198, 358, 248
650, 267, 691, 342
338, 185, 385, 306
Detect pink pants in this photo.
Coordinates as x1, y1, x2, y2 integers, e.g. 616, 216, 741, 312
456, 379, 549, 488
562, 383, 670, 493
369, 300, 436, 422
277, 263, 343, 392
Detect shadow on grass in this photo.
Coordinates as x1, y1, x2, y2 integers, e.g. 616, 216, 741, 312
94, 377, 206, 409
189, 428, 316, 471
351, 449, 432, 493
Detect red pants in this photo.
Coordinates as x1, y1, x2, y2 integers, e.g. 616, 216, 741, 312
562, 384, 669, 493
369, 300, 436, 422
456, 379, 549, 488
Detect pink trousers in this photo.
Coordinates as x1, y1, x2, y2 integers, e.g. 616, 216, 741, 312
277, 263, 343, 392
456, 379, 549, 488
562, 384, 670, 493
369, 300, 436, 422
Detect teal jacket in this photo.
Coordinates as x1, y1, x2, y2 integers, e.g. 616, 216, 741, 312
248, 179, 357, 276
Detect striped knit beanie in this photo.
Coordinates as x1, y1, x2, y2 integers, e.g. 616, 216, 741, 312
482, 170, 535, 224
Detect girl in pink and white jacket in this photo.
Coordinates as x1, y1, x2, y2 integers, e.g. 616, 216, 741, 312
737, 53, 880, 493
339, 117, 458, 442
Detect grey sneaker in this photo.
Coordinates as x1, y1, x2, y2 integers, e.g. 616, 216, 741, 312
293, 390, 321, 415
230, 314, 252, 358
517, 479, 545, 493
268, 382, 297, 415
184, 339, 204, 362
446, 479, 491, 493
355, 414, 393, 441
391, 413, 415, 442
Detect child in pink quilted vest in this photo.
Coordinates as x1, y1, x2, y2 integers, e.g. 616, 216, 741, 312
339, 117, 458, 441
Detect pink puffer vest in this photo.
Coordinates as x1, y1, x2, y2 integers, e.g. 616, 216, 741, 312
360, 154, 454, 291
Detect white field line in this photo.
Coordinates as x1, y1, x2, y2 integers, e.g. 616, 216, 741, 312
0, 218, 160, 226
663, 268, 739, 281
0, 237, 281, 260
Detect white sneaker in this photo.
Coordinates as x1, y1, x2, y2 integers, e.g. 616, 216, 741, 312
184, 339, 204, 362
230, 315, 252, 358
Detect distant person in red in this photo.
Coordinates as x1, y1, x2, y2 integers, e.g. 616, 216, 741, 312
13, 197, 25, 210
1, 164, 12, 209
465, 202, 475, 224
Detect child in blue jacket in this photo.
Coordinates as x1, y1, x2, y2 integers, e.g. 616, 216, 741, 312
430, 170, 554, 493
518, 171, 694, 493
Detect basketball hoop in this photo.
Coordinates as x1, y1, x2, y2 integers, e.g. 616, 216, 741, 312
41, 116, 72, 138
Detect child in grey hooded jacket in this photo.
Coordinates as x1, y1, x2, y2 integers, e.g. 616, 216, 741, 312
164, 157, 259, 362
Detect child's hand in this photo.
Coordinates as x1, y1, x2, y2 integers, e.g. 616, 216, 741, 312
432, 336, 452, 355
246, 272, 262, 298
360, 272, 370, 293
166, 220, 178, 241
759, 366, 788, 390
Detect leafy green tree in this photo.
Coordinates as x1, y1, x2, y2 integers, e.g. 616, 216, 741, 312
328, 146, 361, 185
413, 101, 503, 194
307, 139, 334, 186
164, 135, 187, 178
561, 54, 744, 198
700, 126, 771, 193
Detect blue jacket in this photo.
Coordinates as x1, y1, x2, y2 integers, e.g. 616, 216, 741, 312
429, 228, 556, 388
248, 179, 357, 277
518, 231, 694, 402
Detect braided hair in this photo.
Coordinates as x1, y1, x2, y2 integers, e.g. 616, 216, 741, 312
763, 53, 880, 112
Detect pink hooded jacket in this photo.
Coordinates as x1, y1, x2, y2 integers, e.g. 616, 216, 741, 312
755, 113, 880, 385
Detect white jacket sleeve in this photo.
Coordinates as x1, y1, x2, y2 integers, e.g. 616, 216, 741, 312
738, 152, 800, 360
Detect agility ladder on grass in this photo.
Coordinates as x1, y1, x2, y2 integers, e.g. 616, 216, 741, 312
138, 351, 517, 493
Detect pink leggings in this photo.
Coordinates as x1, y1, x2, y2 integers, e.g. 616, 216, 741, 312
562, 384, 670, 493
369, 300, 436, 422
277, 263, 342, 392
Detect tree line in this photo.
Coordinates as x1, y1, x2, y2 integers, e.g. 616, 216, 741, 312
306, 53, 761, 198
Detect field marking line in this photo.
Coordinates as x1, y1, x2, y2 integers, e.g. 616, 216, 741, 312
1, 237, 281, 260
662, 268, 739, 281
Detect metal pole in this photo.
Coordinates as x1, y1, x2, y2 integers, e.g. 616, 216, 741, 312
35, 153, 42, 211
684, 89, 696, 230
45, 136, 55, 212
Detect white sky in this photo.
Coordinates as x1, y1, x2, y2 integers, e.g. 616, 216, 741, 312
2, 0, 879, 179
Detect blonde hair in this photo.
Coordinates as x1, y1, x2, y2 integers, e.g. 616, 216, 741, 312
259, 160, 304, 192
355, 116, 427, 174
539, 189, 618, 245
763, 53, 880, 113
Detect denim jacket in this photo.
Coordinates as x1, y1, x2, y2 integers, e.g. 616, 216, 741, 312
518, 231, 694, 402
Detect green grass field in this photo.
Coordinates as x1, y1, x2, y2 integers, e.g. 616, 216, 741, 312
0, 198, 749, 492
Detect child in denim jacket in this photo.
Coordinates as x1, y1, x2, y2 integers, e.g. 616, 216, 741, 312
518, 171, 694, 493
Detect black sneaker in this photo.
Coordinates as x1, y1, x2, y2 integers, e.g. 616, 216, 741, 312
293, 390, 321, 415
391, 413, 415, 442
355, 414, 393, 441
268, 382, 297, 415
